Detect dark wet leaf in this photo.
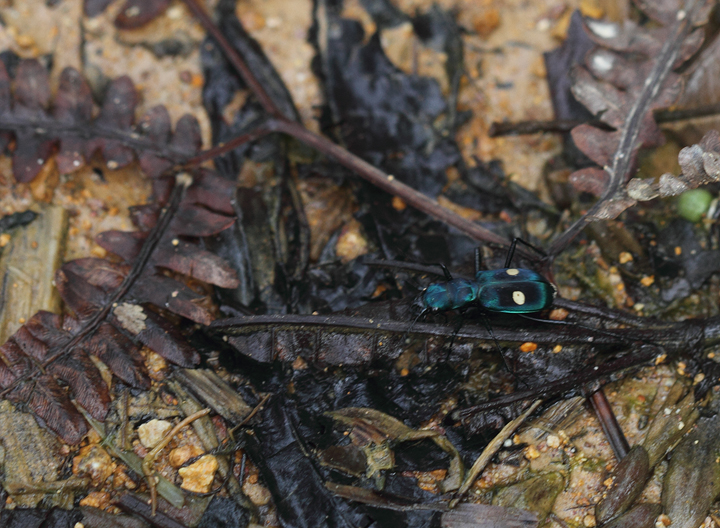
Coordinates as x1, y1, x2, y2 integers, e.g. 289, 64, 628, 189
411, 5, 464, 128
196, 496, 250, 528
544, 11, 595, 123
0, 210, 36, 233
662, 413, 720, 528
600, 503, 662, 528
492, 473, 564, 522
0, 508, 84, 528
359, 0, 408, 28
653, 219, 720, 290
440, 502, 538, 528
595, 445, 650, 524
315, 12, 458, 197
212, 0, 300, 123
245, 396, 372, 528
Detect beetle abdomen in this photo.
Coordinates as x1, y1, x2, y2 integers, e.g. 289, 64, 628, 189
478, 281, 555, 313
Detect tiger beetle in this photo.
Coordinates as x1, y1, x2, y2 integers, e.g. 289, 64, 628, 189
419, 238, 556, 316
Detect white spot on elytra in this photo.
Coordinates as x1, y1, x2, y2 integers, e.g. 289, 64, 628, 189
506, 269, 519, 276
512, 291, 525, 305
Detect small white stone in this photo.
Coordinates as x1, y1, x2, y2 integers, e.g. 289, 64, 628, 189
536, 19, 550, 31
138, 419, 172, 449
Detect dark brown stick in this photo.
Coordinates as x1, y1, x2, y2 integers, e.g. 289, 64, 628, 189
488, 103, 720, 138
180, 0, 283, 119
590, 389, 630, 460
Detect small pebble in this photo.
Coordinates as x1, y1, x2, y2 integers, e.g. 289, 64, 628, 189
169, 444, 204, 468
73, 445, 117, 486
520, 342, 537, 353
546, 435, 561, 448
243, 478, 272, 506
618, 251, 633, 264
137, 419, 172, 449
178, 455, 218, 493
524, 445, 540, 460
656, 513, 671, 527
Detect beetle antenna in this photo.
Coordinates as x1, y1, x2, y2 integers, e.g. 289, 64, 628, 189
505, 237, 548, 267
475, 247, 482, 274
504, 239, 518, 268
517, 313, 638, 346
439, 263, 453, 281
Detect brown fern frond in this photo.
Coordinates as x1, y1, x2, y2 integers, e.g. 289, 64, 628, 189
549, 0, 715, 257
0, 169, 238, 444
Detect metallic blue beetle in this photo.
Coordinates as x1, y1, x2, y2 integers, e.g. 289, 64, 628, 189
420, 240, 556, 314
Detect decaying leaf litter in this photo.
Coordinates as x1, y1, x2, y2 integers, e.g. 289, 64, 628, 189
0, 2, 717, 526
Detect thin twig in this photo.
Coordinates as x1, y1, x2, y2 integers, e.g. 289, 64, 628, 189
142, 408, 211, 516
180, 0, 283, 118
590, 390, 629, 460
489, 119, 610, 136
230, 393, 271, 437
488, 103, 720, 137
